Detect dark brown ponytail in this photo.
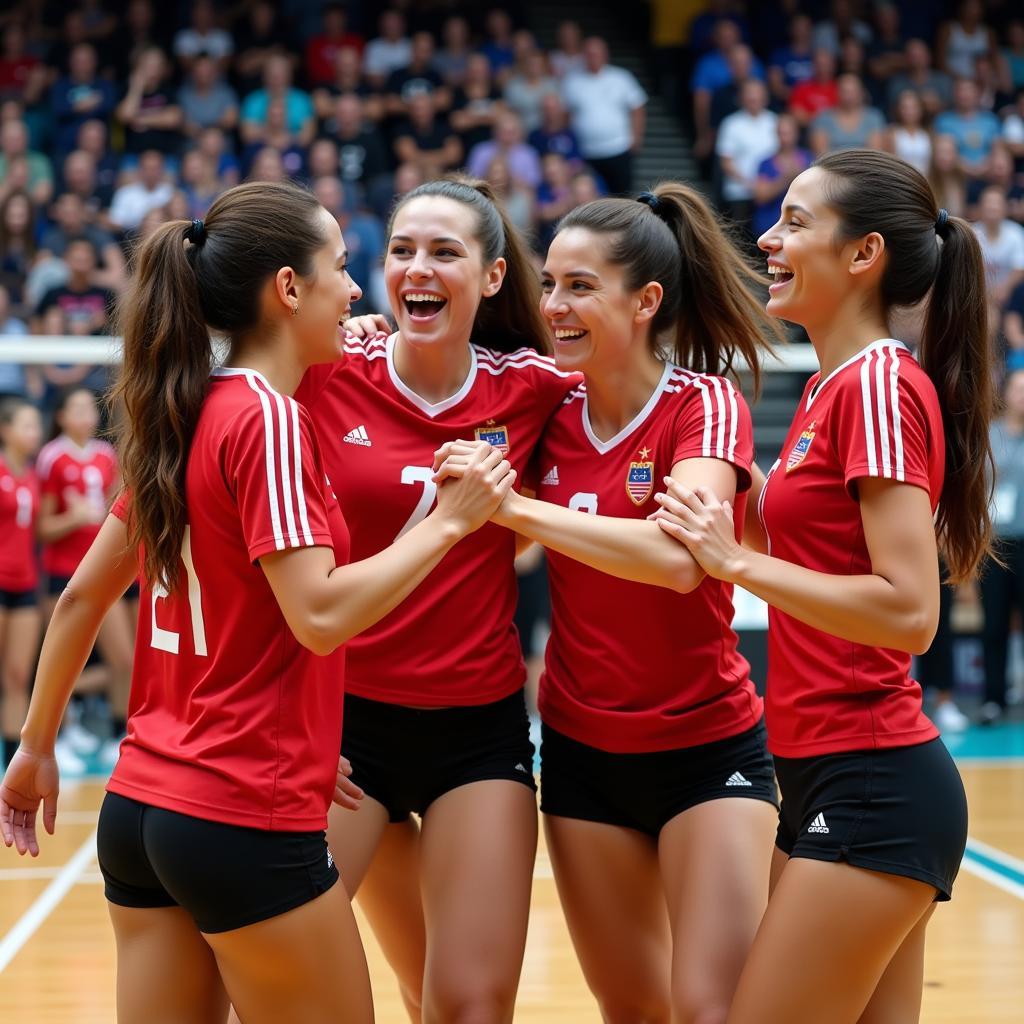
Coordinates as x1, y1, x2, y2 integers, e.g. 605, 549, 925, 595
388, 175, 549, 354
817, 149, 993, 582
556, 182, 783, 392
110, 181, 327, 592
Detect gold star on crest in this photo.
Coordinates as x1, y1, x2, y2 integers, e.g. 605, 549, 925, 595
638, 446, 652, 460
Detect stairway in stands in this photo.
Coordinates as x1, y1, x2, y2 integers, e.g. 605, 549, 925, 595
523, 0, 811, 464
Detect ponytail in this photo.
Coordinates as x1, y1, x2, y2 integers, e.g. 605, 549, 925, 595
110, 180, 328, 593
921, 214, 993, 582
389, 175, 549, 354
817, 149, 994, 581
557, 182, 783, 391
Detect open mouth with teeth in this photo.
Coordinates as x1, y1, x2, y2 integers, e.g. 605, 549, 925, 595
402, 292, 448, 321
767, 266, 794, 289
553, 326, 588, 343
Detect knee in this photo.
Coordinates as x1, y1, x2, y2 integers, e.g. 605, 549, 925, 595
424, 986, 514, 1024
671, 990, 729, 1024
1, 666, 29, 693
594, 992, 671, 1024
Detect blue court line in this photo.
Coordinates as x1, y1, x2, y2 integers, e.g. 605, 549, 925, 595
962, 838, 1024, 901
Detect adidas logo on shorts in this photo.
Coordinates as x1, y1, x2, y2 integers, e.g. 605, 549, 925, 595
514, 762, 528, 773
725, 771, 752, 787
327, 849, 334, 869
807, 813, 830, 834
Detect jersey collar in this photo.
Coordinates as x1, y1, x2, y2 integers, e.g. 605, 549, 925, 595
805, 338, 909, 411
581, 361, 675, 455
386, 333, 478, 418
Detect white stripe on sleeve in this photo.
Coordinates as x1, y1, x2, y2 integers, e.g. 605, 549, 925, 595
724, 378, 740, 462
860, 350, 878, 476
288, 397, 315, 545
244, 373, 285, 550
874, 345, 892, 477
271, 390, 299, 546
888, 345, 905, 481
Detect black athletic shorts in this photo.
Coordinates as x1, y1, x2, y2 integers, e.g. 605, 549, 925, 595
97, 792, 338, 933
773, 737, 968, 901
540, 718, 778, 838
341, 689, 537, 823
0, 587, 36, 610
46, 574, 73, 597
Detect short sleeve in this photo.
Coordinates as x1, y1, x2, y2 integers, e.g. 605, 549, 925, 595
671, 376, 753, 492
622, 70, 647, 108
830, 349, 935, 498
223, 397, 336, 563
111, 490, 130, 522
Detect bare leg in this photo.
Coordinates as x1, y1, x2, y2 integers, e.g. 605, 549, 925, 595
857, 906, 936, 1024
95, 598, 135, 723
658, 799, 777, 1024
545, 815, 671, 1023
107, 903, 229, 1024
726, 859, 937, 1024
327, 793, 391, 897
419, 781, 537, 1024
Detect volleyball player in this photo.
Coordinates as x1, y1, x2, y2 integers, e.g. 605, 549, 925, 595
433, 184, 784, 1024
37, 387, 133, 767
652, 150, 989, 1023
296, 177, 577, 1023
0, 181, 515, 1024
0, 399, 43, 769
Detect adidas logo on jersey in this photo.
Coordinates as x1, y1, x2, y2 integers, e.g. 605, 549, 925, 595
807, 813, 830, 834
540, 466, 560, 486
343, 425, 372, 447
725, 771, 752, 787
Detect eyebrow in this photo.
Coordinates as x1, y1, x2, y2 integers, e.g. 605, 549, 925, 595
390, 235, 467, 246
541, 268, 600, 279
782, 203, 815, 219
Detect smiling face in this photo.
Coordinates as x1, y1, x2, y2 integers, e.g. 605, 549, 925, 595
294, 207, 362, 364
757, 166, 864, 327
540, 226, 658, 374
385, 195, 504, 350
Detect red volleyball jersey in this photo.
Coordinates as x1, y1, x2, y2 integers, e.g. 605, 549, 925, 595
0, 456, 40, 593
37, 436, 118, 577
758, 339, 942, 758
535, 362, 763, 753
107, 368, 350, 832
296, 332, 578, 706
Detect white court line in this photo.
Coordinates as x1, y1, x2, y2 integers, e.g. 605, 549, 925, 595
960, 857, 1024, 902
0, 831, 97, 974
965, 836, 1024, 876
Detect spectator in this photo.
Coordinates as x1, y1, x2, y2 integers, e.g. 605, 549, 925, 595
39, 193, 126, 293
527, 92, 582, 166
107, 149, 174, 232
569, 167, 601, 207
393, 93, 462, 177
50, 43, 117, 158
313, 175, 383, 315
979, 367, 1024, 724
812, 0, 873, 56
768, 14, 814, 105
967, 143, 1024, 222
241, 97, 307, 180
809, 74, 885, 155
232, 0, 288, 96
173, 0, 233, 74
938, 0, 997, 80
789, 48, 839, 127
0, 120, 52, 207
467, 110, 541, 189
710, 44, 761, 128
561, 37, 647, 195
689, 0, 750, 56
716, 78, 778, 229
240, 54, 315, 149
837, 35, 885, 109
385, 31, 450, 119
0, 23, 41, 103
934, 77, 1002, 178
313, 45, 383, 125
178, 53, 239, 138
1005, 279, 1024, 359
0, 191, 38, 314
885, 89, 932, 176
105, 0, 161, 81
434, 16, 473, 87
73, 120, 118, 206
195, 126, 240, 187
692, 21, 762, 159
0, 285, 34, 401
60, 150, 107, 218
535, 151, 575, 249
929, 134, 969, 220
321, 94, 390, 191
115, 47, 184, 158
1004, 21, 1024, 93
450, 53, 505, 154
549, 19, 585, 79
246, 144, 286, 183
306, 137, 340, 181
305, 4, 364, 88
867, 3, 907, 82
34, 237, 113, 340
482, 154, 534, 236
752, 113, 812, 240
177, 149, 223, 219
973, 186, 1024, 312
885, 38, 953, 119
363, 9, 412, 91
504, 48, 559, 134
480, 8, 516, 84
1003, 89, 1024, 164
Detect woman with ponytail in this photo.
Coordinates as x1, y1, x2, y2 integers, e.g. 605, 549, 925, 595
0, 181, 514, 1023
436, 181, 785, 1023
295, 175, 577, 1023
653, 150, 990, 1022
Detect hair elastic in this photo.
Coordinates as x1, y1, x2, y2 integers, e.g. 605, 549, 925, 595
186, 218, 206, 245
636, 191, 663, 216
935, 208, 949, 239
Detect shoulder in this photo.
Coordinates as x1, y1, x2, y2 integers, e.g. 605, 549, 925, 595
668, 368, 749, 413
832, 342, 938, 415
473, 345, 576, 382
36, 438, 69, 479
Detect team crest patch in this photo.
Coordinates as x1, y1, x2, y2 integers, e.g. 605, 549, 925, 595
474, 420, 510, 454
786, 422, 816, 472
626, 461, 655, 505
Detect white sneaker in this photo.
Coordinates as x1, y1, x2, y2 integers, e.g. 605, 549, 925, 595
934, 700, 970, 733
97, 736, 124, 771
63, 720, 101, 756
54, 737, 87, 775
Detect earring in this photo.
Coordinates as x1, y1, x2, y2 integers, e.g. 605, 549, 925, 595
292, 304, 299, 316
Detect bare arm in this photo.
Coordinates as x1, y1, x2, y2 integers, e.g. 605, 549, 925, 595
630, 104, 646, 151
